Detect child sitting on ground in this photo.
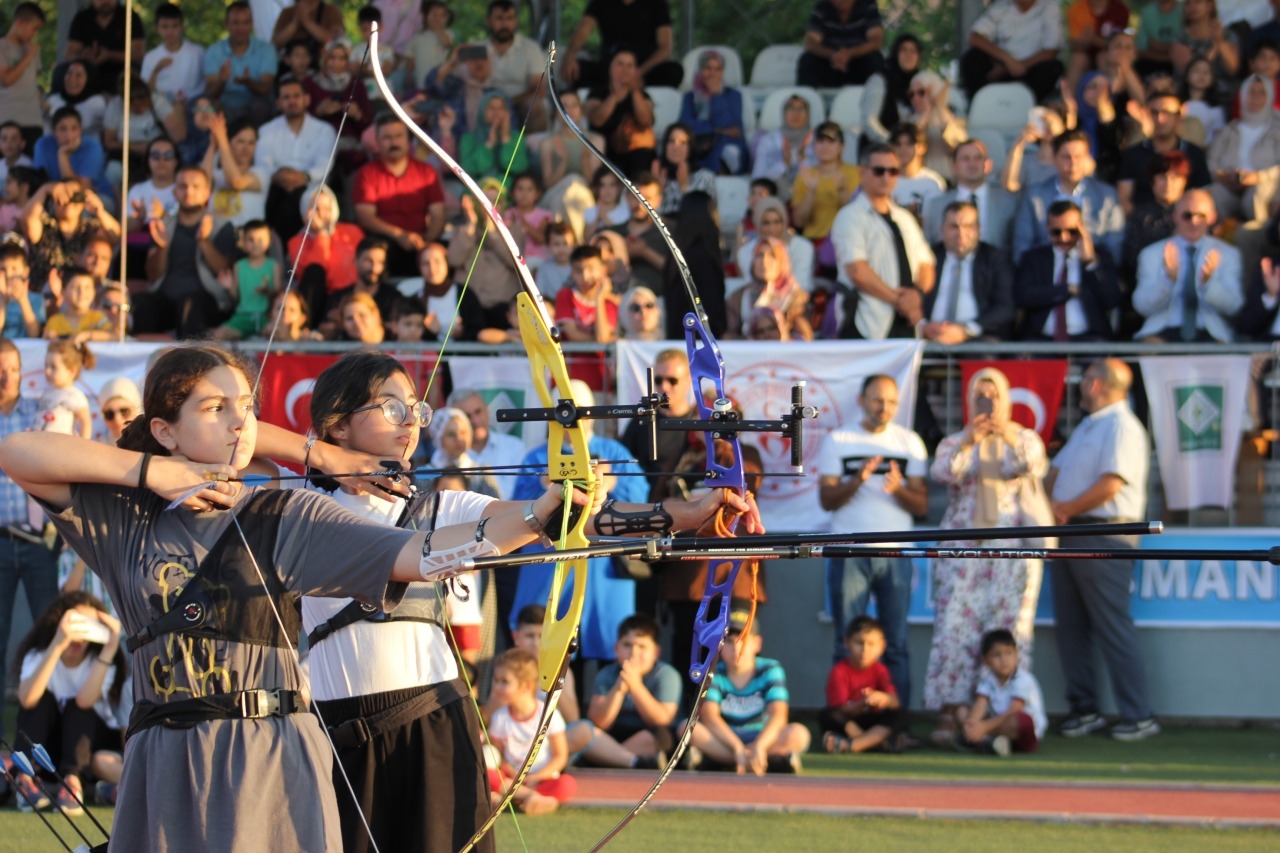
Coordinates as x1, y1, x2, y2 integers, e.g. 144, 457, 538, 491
487, 648, 576, 815
821, 616, 907, 754
957, 628, 1047, 756
686, 608, 811, 774
587, 614, 682, 769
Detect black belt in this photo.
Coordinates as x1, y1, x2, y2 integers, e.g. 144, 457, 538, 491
128, 689, 303, 738
1067, 516, 1138, 525
322, 680, 465, 750
0, 525, 44, 544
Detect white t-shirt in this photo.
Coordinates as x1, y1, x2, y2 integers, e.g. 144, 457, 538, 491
44, 94, 108, 140
300, 486, 496, 701
126, 180, 177, 224
211, 163, 270, 228
892, 170, 946, 210
394, 278, 462, 337
21, 648, 119, 729
102, 93, 175, 145
976, 667, 1047, 739
39, 386, 90, 435
469, 430, 527, 500
815, 421, 928, 537
489, 698, 565, 774
141, 41, 207, 102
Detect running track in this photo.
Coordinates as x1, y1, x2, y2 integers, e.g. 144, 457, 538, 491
571, 770, 1280, 827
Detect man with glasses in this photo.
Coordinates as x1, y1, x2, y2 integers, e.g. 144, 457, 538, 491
1133, 189, 1242, 342
94, 282, 131, 341
1117, 91, 1212, 214
125, 138, 179, 253
0, 336, 57, 740
832, 143, 935, 340
621, 348, 695, 500
1014, 199, 1121, 341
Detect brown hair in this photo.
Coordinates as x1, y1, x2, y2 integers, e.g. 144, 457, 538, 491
309, 350, 412, 442
493, 647, 538, 686
117, 344, 259, 454
46, 339, 96, 374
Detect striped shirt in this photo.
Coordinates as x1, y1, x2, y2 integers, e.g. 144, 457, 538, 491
0, 397, 41, 526
707, 656, 790, 738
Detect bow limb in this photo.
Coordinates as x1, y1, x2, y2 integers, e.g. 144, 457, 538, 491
370, 25, 593, 850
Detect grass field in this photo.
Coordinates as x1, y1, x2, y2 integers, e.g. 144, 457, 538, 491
0, 724, 1274, 852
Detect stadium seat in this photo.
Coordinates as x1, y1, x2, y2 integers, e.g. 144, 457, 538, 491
757, 86, 825, 131
648, 86, 683, 140
749, 44, 805, 88
827, 85, 864, 163
714, 175, 752, 237
681, 45, 745, 90
967, 82, 1035, 142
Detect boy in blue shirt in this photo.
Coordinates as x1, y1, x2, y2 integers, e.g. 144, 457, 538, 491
687, 609, 811, 774
588, 614, 681, 769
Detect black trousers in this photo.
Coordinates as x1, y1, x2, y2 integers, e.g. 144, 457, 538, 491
575, 58, 684, 90
16, 691, 119, 781
132, 288, 228, 338
960, 49, 1064, 103
797, 50, 885, 88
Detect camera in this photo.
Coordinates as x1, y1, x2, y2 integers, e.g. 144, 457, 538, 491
67, 612, 112, 645
458, 44, 488, 62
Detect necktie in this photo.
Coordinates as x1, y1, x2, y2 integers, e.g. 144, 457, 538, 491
943, 257, 963, 322
1053, 251, 1069, 342
1180, 243, 1198, 342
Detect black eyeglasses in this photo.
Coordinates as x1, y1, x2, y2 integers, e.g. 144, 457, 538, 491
102, 407, 134, 422
1180, 211, 1208, 222
628, 302, 657, 313
1050, 228, 1080, 238
869, 166, 900, 177
653, 375, 683, 387
348, 398, 433, 428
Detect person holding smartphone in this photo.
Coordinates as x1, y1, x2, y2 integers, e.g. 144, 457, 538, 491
923, 367, 1049, 748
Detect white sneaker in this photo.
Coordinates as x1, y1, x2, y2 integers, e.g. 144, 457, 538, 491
990, 735, 1012, 757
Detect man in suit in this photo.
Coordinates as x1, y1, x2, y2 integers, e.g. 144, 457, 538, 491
1133, 189, 1244, 342
1012, 130, 1125, 264
922, 139, 1018, 250
1015, 200, 1121, 341
922, 200, 1015, 342
1237, 255, 1280, 341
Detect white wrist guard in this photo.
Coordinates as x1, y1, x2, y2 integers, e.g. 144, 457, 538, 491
418, 522, 500, 583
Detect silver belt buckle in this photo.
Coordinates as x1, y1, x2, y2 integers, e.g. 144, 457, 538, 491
239, 689, 280, 719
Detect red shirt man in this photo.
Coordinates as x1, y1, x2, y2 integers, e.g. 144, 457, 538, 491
352, 115, 446, 275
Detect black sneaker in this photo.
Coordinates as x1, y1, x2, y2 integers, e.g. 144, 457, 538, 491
1060, 712, 1106, 737
1111, 718, 1161, 741
632, 750, 669, 771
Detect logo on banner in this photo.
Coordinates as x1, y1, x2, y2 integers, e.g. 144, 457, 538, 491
487, 389, 525, 438
1175, 385, 1223, 451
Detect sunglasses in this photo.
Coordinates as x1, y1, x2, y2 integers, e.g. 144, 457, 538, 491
652, 375, 684, 387
102, 406, 134, 422
628, 302, 657, 313
909, 89, 929, 97
869, 166, 900, 177
816, 135, 841, 143
1180, 211, 1208, 222
105, 300, 130, 312
1050, 227, 1080, 238
149, 150, 176, 160
348, 398, 433, 428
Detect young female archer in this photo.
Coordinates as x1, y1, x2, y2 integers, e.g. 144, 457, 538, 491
0, 344, 593, 853
291, 349, 761, 852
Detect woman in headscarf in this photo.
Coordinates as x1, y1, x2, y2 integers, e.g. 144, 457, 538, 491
44, 60, 108, 141
905, 70, 967, 183
862, 35, 922, 146
725, 237, 811, 341
923, 367, 1048, 747
305, 38, 373, 172
428, 406, 500, 499
736, 196, 816, 293
751, 94, 815, 203
1207, 73, 1280, 222
676, 49, 748, 175
459, 89, 528, 181
1068, 70, 1124, 184
662, 190, 725, 339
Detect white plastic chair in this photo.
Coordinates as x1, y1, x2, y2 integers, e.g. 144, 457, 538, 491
757, 86, 825, 131
827, 86, 865, 163
681, 45, 745, 90
749, 44, 805, 88
714, 175, 752, 238
647, 86, 683, 141
967, 82, 1036, 141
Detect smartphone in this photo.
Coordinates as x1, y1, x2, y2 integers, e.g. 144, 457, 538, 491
68, 612, 112, 645
458, 44, 488, 62
974, 397, 994, 416
1028, 106, 1050, 138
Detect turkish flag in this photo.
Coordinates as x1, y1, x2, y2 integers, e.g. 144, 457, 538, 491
959, 360, 1069, 444
257, 353, 338, 434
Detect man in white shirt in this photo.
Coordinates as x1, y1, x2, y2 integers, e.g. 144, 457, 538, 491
816, 374, 928, 707
257, 78, 338, 241
1047, 358, 1159, 741
832, 143, 935, 339
922, 139, 1019, 250
448, 387, 527, 501
961, 0, 1065, 102
923, 201, 1016, 342
140, 4, 205, 103
1133, 189, 1244, 342
485, 0, 548, 131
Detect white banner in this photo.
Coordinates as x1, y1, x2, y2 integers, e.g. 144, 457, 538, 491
446, 355, 545, 449
15, 341, 164, 443
1138, 355, 1251, 511
616, 340, 924, 531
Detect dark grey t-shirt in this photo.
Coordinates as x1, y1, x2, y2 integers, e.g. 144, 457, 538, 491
44, 484, 413, 853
